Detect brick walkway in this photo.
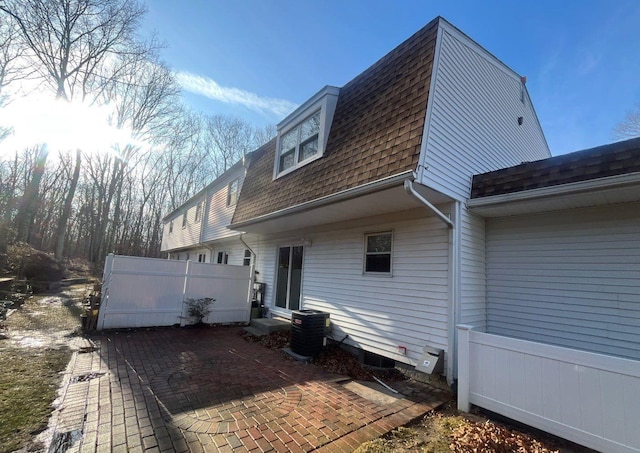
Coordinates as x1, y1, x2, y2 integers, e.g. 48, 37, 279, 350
52, 327, 449, 452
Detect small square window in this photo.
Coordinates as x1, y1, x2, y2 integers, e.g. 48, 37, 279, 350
227, 179, 239, 206
182, 212, 187, 228
243, 249, 251, 266
364, 232, 392, 274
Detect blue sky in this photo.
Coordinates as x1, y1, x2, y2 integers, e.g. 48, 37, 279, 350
142, 0, 640, 156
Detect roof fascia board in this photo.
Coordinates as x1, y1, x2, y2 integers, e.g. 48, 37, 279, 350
468, 171, 640, 209
230, 170, 414, 230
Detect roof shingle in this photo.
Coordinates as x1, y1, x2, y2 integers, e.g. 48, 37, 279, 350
471, 137, 640, 198
232, 18, 440, 224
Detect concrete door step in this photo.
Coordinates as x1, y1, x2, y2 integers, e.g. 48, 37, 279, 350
244, 318, 290, 336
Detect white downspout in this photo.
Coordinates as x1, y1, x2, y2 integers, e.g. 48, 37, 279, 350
239, 233, 256, 324
403, 180, 453, 228
404, 178, 458, 384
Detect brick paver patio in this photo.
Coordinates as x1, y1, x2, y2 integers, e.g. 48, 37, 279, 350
51, 327, 449, 452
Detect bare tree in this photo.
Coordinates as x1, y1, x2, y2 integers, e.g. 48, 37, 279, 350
613, 103, 640, 140
252, 124, 277, 149
204, 115, 256, 176
0, 0, 153, 259
0, 0, 147, 101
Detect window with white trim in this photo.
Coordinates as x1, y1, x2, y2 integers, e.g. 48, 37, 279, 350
169, 220, 173, 234
181, 212, 187, 228
198, 253, 206, 263
274, 86, 339, 178
243, 249, 251, 266
364, 232, 392, 274
195, 202, 203, 222
216, 251, 228, 264
227, 178, 239, 206
278, 111, 320, 173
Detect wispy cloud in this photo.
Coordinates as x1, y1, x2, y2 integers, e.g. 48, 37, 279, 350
175, 71, 297, 118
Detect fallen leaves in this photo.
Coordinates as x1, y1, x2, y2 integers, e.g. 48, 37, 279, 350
450, 419, 559, 453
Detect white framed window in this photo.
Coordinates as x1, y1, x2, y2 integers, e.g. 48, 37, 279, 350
273, 86, 339, 179
278, 111, 320, 173
198, 253, 206, 263
195, 202, 203, 222
216, 251, 228, 264
364, 231, 393, 275
243, 249, 251, 266
181, 212, 187, 228
227, 178, 239, 206
169, 220, 173, 234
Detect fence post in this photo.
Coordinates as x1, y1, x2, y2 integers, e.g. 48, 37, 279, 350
96, 253, 115, 331
457, 324, 474, 412
180, 260, 192, 326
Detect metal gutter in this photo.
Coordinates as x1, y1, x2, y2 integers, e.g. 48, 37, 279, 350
468, 171, 640, 209
229, 170, 414, 230
403, 179, 453, 228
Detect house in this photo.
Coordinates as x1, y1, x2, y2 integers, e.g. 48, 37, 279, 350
226, 15, 549, 381
160, 16, 639, 451
161, 156, 254, 267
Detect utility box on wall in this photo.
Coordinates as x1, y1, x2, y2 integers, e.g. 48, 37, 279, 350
415, 345, 444, 374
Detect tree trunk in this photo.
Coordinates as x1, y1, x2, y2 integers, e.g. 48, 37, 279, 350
14, 146, 48, 243
54, 149, 81, 259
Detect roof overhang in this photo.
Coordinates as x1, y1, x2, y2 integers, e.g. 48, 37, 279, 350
468, 172, 640, 217
229, 172, 453, 234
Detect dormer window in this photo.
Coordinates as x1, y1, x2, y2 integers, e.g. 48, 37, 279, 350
279, 111, 320, 172
274, 86, 340, 178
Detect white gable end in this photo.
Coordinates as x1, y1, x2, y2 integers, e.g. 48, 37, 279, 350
419, 21, 550, 201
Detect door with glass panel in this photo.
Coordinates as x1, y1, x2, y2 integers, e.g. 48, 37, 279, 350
275, 246, 304, 311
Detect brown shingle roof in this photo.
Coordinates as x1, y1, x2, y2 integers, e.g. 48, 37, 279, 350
232, 18, 440, 225
471, 137, 640, 199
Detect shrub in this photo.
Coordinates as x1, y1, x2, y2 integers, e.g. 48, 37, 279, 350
184, 297, 215, 325
5, 243, 65, 281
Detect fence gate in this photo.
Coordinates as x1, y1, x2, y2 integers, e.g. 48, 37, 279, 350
97, 254, 252, 330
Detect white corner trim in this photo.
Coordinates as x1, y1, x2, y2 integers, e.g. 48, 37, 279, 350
416, 22, 444, 183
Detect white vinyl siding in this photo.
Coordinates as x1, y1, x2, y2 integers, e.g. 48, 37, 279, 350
202, 168, 247, 243
420, 25, 549, 201
301, 216, 449, 366
486, 203, 640, 361
161, 164, 248, 254
459, 208, 486, 329
160, 199, 203, 251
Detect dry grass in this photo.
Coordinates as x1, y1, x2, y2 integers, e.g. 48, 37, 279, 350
0, 347, 71, 452
0, 287, 85, 452
355, 399, 593, 453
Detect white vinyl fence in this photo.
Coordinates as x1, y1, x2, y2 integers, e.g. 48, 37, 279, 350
97, 254, 252, 330
457, 325, 640, 453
